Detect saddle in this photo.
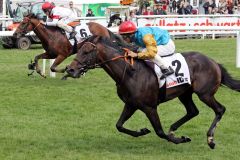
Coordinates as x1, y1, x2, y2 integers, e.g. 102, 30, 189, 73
67, 21, 81, 27
145, 53, 191, 89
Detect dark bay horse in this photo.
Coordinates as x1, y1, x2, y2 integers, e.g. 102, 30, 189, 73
13, 14, 120, 78
66, 36, 240, 149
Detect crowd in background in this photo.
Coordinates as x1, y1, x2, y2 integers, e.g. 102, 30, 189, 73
61, 0, 240, 18
64, 1, 95, 17
128, 0, 240, 16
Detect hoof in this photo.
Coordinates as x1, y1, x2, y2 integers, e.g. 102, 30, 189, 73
208, 141, 215, 149
181, 136, 191, 142
61, 76, 68, 80
207, 136, 215, 149
140, 128, 151, 135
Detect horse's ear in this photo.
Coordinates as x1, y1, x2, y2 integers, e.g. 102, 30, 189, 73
25, 13, 33, 18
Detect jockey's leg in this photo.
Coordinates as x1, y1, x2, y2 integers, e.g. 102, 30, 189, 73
152, 40, 176, 77
57, 21, 77, 39
151, 54, 174, 76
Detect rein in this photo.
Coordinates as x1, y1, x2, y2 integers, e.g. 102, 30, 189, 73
74, 43, 134, 84
74, 45, 134, 69
33, 22, 41, 31
96, 52, 133, 67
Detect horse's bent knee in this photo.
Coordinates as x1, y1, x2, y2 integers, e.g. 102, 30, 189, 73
116, 124, 123, 132
220, 106, 226, 115
190, 109, 199, 118
50, 67, 56, 72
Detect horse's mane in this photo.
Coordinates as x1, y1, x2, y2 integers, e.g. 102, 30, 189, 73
26, 13, 38, 19
98, 36, 126, 55
107, 30, 139, 52
25, 13, 63, 32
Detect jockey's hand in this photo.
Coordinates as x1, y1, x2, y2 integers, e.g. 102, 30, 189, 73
128, 51, 138, 58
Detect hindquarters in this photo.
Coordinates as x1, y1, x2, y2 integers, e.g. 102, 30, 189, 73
182, 51, 230, 149
183, 52, 222, 96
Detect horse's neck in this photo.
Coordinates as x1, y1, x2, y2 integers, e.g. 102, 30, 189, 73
100, 51, 131, 84
34, 24, 66, 45
33, 24, 52, 43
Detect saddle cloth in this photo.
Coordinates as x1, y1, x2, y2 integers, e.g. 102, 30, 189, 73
152, 53, 191, 88
66, 23, 92, 45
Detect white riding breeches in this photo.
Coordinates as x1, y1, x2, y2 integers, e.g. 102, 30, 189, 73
56, 17, 76, 33
156, 39, 175, 56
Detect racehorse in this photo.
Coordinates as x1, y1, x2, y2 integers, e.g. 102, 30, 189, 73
66, 36, 240, 149
13, 14, 123, 79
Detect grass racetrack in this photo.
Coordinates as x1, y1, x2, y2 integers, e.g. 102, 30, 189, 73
0, 38, 240, 160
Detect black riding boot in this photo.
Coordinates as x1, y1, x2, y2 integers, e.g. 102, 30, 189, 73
162, 66, 174, 77
69, 31, 77, 39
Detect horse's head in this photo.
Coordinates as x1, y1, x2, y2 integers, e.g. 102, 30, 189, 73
66, 41, 98, 78
66, 35, 130, 78
13, 14, 41, 38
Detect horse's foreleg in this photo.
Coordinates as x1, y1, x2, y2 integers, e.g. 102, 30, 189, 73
198, 95, 226, 149
34, 53, 51, 78
61, 73, 71, 80
50, 55, 67, 73
168, 91, 199, 141
142, 106, 190, 144
116, 104, 151, 137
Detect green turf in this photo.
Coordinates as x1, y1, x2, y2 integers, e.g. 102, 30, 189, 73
0, 38, 239, 160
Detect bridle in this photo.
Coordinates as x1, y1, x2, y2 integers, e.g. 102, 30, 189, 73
73, 42, 134, 83
74, 42, 133, 70
19, 17, 41, 34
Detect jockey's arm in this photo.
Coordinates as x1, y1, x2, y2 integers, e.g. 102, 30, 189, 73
137, 34, 158, 59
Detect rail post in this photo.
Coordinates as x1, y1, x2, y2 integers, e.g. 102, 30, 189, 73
42, 59, 56, 77
237, 31, 240, 68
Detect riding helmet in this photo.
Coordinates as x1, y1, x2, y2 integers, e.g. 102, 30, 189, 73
42, 2, 55, 10
119, 21, 137, 34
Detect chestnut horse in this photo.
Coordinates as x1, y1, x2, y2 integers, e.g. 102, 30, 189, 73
66, 36, 240, 149
13, 14, 123, 78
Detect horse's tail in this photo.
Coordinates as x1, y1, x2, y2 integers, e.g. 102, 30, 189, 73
219, 64, 240, 91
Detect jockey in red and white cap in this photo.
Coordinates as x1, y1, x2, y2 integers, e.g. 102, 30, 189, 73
42, 2, 78, 39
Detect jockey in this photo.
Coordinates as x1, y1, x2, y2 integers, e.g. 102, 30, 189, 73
118, 21, 175, 77
41, 2, 78, 39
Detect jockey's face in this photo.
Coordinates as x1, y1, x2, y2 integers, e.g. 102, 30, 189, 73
121, 33, 135, 43
43, 9, 51, 16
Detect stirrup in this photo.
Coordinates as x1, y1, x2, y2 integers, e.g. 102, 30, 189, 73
162, 67, 174, 77
69, 31, 77, 39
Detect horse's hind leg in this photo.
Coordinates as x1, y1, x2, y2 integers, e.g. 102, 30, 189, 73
50, 55, 67, 73
168, 90, 199, 141
198, 95, 226, 149
142, 106, 190, 144
116, 104, 151, 137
